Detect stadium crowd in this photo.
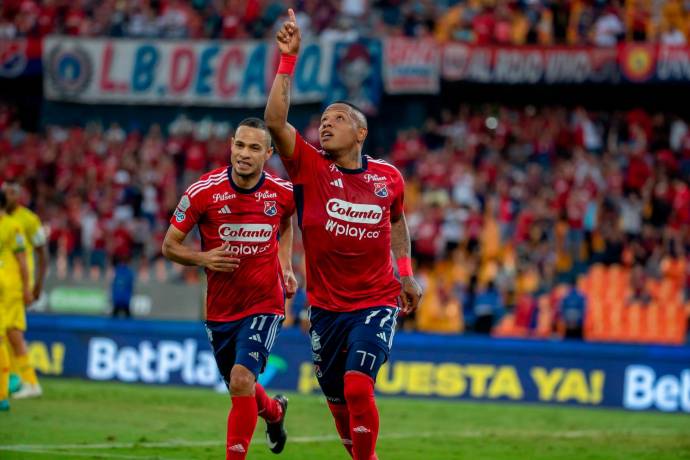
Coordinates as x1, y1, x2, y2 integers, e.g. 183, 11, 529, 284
1, 101, 689, 338
2, 0, 690, 45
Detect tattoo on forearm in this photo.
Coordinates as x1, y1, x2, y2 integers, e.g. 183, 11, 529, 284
391, 218, 410, 258
280, 75, 289, 105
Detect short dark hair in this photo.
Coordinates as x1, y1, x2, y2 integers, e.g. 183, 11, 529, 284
236, 117, 272, 147
0, 190, 6, 208
238, 117, 267, 130
329, 100, 368, 129
332, 100, 364, 115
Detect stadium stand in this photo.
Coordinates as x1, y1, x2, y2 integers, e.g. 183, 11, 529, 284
1, 0, 690, 45
2, 101, 689, 344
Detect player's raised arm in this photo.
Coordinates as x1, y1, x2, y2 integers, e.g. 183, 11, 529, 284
278, 214, 297, 298
391, 213, 422, 314
264, 8, 301, 159
162, 225, 239, 273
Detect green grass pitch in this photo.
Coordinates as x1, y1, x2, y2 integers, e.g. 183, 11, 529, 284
1, 378, 689, 459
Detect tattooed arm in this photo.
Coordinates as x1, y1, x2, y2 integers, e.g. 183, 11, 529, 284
264, 8, 301, 159
391, 213, 422, 314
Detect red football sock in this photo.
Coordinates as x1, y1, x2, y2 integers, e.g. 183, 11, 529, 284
328, 401, 354, 457
344, 372, 379, 460
255, 383, 282, 423
226, 395, 258, 460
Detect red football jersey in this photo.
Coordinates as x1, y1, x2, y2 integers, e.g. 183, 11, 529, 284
283, 132, 405, 312
171, 167, 295, 322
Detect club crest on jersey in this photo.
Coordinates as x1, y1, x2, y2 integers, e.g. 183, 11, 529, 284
264, 201, 277, 216
374, 182, 388, 198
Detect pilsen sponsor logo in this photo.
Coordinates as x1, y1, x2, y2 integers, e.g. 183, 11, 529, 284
364, 173, 387, 183
213, 192, 236, 203
326, 199, 383, 224
218, 223, 273, 242
255, 191, 277, 202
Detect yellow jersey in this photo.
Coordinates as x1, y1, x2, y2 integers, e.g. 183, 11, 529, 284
8, 206, 46, 290
0, 213, 26, 297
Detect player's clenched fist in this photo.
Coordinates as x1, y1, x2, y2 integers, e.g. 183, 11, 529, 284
399, 276, 422, 314
283, 268, 298, 299
276, 8, 301, 56
201, 242, 240, 272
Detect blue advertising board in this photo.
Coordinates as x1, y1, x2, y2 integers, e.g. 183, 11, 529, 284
26, 314, 690, 413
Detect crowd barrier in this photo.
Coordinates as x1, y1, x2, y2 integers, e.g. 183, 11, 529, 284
5, 38, 689, 108
26, 314, 690, 413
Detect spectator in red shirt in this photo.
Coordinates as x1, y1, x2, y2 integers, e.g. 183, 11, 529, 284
625, 152, 652, 192
472, 6, 496, 45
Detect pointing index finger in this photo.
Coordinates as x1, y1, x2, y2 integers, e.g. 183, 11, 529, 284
288, 8, 297, 24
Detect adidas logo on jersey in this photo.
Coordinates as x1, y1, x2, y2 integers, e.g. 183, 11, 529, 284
249, 352, 260, 361
218, 205, 231, 214
249, 334, 262, 342
228, 444, 246, 453
377, 331, 387, 342
330, 178, 344, 188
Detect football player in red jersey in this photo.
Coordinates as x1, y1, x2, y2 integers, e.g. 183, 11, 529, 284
265, 10, 423, 460
162, 118, 297, 459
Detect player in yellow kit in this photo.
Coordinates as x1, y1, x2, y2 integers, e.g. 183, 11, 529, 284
0, 190, 31, 411
1, 181, 47, 399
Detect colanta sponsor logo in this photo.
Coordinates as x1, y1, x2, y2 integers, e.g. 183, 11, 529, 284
218, 224, 273, 242
326, 199, 383, 224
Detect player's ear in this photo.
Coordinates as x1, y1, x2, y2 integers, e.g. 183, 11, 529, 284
266, 145, 274, 159
357, 127, 368, 144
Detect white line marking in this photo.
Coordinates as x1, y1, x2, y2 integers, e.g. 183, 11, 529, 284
5, 448, 174, 459
0, 429, 681, 453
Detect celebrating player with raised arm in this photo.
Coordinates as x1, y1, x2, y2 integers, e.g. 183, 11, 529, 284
265, 10, 423, 460
162, 118, 297, 460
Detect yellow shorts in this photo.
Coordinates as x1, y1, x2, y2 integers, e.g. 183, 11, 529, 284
1, 294, 26, 332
